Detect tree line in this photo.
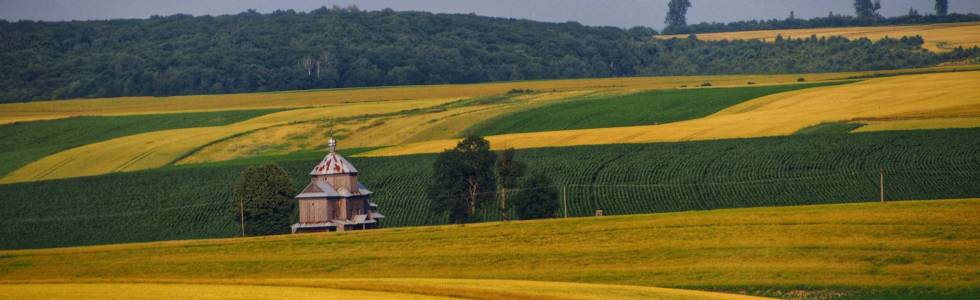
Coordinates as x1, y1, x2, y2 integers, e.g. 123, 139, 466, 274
1, 5, 977, 103
663, 0, 978, 34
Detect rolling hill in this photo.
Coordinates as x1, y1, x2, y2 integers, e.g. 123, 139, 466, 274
4, 68, 979, 183
1, 199, 977, 300
364, 70, 980, 156
2, 127, 978, 250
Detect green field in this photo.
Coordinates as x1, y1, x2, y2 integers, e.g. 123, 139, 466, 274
1, 199, 978, 300
468, 82, 847, 136
0, 109, 283, 176
2, 128, 978, 250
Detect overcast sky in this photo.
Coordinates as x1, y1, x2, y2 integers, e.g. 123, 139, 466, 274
2, 0, 979, 29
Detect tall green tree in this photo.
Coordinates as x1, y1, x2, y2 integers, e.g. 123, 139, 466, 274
854, 0, 882, 18
512, 173, 560, 220
230, 164, 296, 236
496, 148, 526, 221
907, 7, 920, 17
665, 0, 693, 28
428, 136, 497, 224
935, 0, 949, 17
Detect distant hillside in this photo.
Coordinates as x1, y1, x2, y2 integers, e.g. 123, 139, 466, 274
1, 7, 975, 102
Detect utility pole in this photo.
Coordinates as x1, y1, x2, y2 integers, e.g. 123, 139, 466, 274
240, 198, 246, 237
879, 168, 884, 203
562, 186, 568, 218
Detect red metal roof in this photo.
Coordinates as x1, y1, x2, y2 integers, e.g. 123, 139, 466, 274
310, 152, 358, 176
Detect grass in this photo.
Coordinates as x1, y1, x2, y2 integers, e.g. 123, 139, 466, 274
2, 128, 977, 250
166, 147, 382, 169
0, 109, 282, 177
0, 199, 977, 300
364, 70, 980, 156
0, 279, 774, 300
794, 122, 865, 135
0, 282, 460, 300
658, 21, 980, 52
468, 82, 847, 136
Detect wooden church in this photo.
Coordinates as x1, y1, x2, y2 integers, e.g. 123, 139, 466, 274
290, 137, 383, 233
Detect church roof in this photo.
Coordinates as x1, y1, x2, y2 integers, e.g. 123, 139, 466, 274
296, 180, 340, 198
310, 152, 358, 175
295, 180, 372, 199
309, 137, 358, 175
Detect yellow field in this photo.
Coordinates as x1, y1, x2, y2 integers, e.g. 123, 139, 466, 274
0, 280, 772, 300
3, 66, 976, 125
175, 90, 599, 164
658, 21, 980, 52
0, 98, 451, 183
363, 70, 980, 156
0, 199, 977, 297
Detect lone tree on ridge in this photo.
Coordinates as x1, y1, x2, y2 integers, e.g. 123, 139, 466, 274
665, 0, 693, 29
935, 0, 949, 17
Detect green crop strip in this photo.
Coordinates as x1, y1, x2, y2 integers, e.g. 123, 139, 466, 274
468, 81, 851, 136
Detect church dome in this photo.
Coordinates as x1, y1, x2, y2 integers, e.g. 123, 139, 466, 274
309, 137, 358, 175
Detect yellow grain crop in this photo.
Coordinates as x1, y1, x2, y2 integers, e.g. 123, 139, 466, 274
176, 90, 601, 163
4, 65, 976, 125
363, 71, 980, 157
0, 283, 459, 300
0, 199, 976, 292
0, 98, 450, 183
658, 21, 980, 52
0, 280, 773, 300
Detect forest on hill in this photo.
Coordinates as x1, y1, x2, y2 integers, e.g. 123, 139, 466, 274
1, 6, 977, 102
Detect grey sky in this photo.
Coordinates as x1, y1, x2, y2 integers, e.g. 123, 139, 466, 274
2, 0, 979, 29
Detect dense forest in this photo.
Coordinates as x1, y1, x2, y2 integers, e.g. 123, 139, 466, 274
1, 7, 977, 102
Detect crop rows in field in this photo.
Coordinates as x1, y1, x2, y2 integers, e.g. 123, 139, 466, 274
2, 128, 979, 249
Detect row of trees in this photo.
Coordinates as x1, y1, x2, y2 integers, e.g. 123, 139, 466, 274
663, 0, 977, 34
428, 136, 559, 224
2, 6, 975, 102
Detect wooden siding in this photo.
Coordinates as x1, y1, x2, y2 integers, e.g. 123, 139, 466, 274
299, 199, 330, 223
319, 174, 359, 194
